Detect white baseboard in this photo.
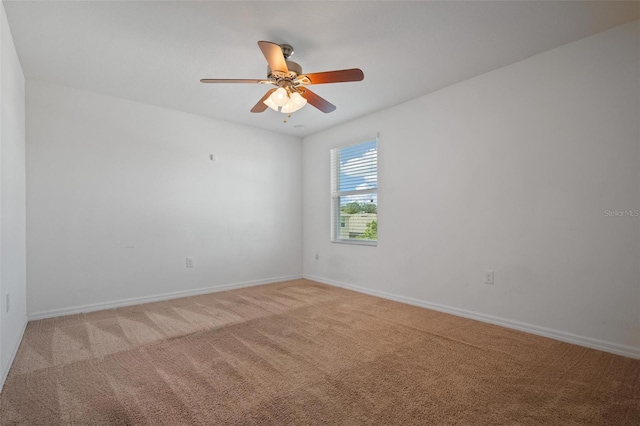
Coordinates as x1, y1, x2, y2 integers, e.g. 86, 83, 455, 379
304, 274, 640, 360
1, 314, 28, 391
28, 275, 303, 321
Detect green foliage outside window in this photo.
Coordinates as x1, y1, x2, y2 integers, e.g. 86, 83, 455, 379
340, 202, 377, 214
358, 220, 377, 240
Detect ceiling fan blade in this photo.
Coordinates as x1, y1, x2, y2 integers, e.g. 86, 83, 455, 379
298, 68, 364, 85
200, 79, 268, 84
298, 88, 336, 113
258, 41, 289, 73
251, 88, 277, 113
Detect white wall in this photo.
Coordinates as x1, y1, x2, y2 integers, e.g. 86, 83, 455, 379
0, 1, 27, 388
303, 21, 640, 357
26, 80, 302, 317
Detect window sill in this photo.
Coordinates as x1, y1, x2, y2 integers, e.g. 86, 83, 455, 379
331, 239, 377, 247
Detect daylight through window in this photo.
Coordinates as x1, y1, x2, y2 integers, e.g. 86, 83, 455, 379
331, 139, 378, 244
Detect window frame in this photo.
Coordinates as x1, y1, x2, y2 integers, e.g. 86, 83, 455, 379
330, 137, 378, 246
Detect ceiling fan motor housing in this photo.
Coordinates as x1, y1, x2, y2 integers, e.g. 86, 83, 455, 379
267, 60, 302, 81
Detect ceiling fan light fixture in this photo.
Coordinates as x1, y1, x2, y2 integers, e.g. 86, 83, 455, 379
264, 86, 290, 111
281, 91, 307, 114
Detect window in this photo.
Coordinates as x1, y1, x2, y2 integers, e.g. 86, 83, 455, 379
331, 139, 377, 244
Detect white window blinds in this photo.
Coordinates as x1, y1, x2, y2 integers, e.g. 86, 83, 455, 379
330, 139, 378, 244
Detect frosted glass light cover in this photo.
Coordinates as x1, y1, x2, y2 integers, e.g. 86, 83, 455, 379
272, 87, 289, 106
263, 95, 279, 111
281, 92, 307, 113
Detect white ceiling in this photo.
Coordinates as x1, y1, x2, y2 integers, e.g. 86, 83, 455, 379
4, 1, 639, 137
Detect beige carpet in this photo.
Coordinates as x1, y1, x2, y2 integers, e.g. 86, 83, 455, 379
0, 279, 638, 425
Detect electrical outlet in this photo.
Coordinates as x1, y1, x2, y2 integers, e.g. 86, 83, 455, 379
6, 293, 10, 313
485, 270, 494, 285
186, 257, 194, 268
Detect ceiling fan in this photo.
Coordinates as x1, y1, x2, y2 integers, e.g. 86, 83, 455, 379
200, 41, 364, 116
